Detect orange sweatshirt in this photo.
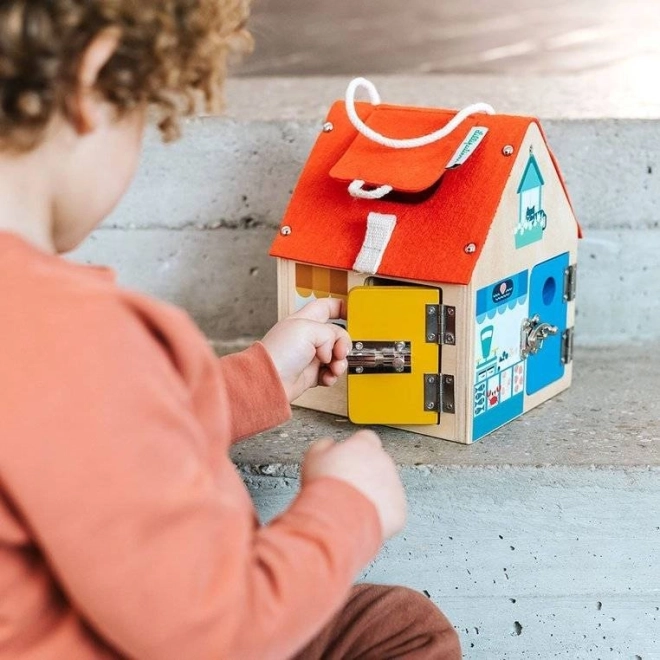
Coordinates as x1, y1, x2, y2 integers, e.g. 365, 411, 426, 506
0, 232, 381, 660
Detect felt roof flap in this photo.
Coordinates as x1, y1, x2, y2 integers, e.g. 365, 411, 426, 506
329, 105, 480, 193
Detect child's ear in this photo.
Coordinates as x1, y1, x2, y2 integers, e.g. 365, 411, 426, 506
71, 27, 121, 135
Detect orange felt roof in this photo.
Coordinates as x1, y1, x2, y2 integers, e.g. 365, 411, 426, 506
270, 100, 580, 285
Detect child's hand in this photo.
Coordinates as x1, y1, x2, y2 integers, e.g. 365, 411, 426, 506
301, 430, 407, 541
262, 299, 351, 402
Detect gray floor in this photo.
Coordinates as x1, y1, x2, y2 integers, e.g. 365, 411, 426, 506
236, 0, 660, 77
232, 345, 660, 467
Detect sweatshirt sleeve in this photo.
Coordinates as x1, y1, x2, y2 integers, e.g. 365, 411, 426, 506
217, 342, 292, 442
0, 296, 381, 660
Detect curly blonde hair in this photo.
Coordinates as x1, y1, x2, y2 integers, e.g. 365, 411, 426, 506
0, 0, 251, 150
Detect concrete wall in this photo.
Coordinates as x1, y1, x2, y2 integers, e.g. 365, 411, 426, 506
70, 77, 660, 348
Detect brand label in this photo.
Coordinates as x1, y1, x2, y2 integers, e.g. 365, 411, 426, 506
492, 279, 514, 304
446, 127, 489, 169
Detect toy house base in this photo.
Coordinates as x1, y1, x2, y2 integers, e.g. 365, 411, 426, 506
271, 89, 580, 444
279, 259, 574, 445
292, 373, 573, 444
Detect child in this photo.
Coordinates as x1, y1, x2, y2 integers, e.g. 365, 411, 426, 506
0, 1, 460, 658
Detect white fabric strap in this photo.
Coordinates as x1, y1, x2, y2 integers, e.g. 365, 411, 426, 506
353, 212, 398, 275
345, 77, 496, 150
348, 180, 393, 200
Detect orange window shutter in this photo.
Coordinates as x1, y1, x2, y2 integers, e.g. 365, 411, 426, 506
329, 269, 348, 297
312, 266, 331, 298
295, 263, 314, 297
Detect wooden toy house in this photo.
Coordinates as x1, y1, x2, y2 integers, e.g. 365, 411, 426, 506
270, 79, 580, 444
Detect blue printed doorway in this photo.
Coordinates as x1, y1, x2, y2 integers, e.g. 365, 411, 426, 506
526, 253, 569, 395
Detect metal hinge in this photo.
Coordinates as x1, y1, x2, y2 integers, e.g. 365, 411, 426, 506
423, 374, 456, 414
425, 305, 456, 345
563, 264, 577, 302
561, 327, 575, 364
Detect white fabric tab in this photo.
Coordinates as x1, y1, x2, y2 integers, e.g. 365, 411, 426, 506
352, 212, 398, 275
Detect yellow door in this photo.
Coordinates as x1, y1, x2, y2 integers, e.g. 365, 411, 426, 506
347, 286, 442, 425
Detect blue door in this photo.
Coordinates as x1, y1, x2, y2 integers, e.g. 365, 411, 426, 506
526, 253, 569, 395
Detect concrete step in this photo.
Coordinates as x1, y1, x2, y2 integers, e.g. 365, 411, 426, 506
237, 1, 660, 78
70, 74, 660, 347
234, 344, 660, 658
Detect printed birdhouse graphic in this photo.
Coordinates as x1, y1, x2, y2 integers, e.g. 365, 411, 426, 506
270, 78, 581, 444
515, 154, 548, 248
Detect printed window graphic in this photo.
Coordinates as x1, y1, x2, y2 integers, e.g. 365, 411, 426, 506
295, 264, 349, 327
295, 264, 347, 304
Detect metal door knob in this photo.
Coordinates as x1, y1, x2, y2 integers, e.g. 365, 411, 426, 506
521, 315, 558, 357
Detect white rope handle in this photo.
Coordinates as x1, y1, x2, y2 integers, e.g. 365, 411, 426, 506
345, 77, 496, 150
348, 180, 393, 199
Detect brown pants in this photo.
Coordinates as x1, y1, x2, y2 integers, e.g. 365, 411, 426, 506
292, 584, 462, 659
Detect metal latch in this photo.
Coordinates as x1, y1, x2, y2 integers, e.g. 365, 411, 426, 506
424, 374, 455, 414
563, 264, 577, 302
561, 327, 574, 364
521, 315, 559, 358
426, 305, 456, 345
347, 341, 411, 374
